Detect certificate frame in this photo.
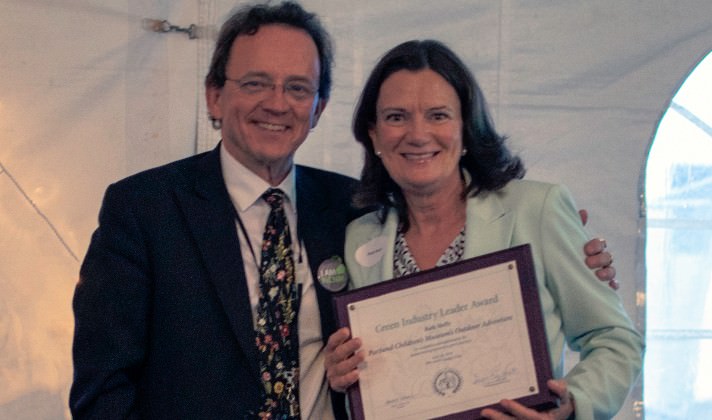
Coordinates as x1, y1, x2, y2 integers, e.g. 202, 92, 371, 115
333, 244, 557, 420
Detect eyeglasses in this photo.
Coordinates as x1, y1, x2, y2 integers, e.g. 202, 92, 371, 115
225, 76, 318, 102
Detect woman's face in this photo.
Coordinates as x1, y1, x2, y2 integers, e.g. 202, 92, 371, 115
369, 69, 464, 197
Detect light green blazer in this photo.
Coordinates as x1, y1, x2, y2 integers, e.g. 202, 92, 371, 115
344, 179, 643, 420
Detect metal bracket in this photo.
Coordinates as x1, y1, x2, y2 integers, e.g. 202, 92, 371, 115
143, 18, 200, 39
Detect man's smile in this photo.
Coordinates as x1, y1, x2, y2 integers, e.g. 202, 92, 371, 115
255, 121, 289, 132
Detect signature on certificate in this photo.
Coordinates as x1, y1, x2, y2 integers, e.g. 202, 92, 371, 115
472, 364, 518, 387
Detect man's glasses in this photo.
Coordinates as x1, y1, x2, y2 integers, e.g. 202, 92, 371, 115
225, 77, 318, 102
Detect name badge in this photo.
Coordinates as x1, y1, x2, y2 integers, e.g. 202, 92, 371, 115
317, 256, 348, 292
355, 235, 388, 268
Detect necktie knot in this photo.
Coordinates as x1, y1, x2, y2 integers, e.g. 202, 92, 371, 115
262, 188, 285, 209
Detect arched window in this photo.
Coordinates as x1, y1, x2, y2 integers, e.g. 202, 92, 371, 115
643, 50, 712, 418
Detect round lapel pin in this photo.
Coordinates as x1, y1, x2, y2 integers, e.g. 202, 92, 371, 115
317, 256, 349, 292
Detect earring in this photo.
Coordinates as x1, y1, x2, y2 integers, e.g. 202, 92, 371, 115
461, 148, 467, 157
375, 150, 382, 157
211, 118, 222, 130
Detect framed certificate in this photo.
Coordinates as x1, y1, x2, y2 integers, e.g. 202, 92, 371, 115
333, 244, 557, 420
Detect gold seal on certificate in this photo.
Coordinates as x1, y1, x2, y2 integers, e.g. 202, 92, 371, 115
333, 244, 557, 420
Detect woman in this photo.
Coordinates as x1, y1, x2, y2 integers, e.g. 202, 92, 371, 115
325, 40, 643, 419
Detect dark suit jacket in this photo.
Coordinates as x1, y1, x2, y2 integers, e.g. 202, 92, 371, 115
70, 145, 360, 419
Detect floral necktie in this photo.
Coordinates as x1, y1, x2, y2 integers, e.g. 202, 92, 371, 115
255, 189, 300, 419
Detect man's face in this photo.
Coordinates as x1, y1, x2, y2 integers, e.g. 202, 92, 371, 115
206, 24, 326, 184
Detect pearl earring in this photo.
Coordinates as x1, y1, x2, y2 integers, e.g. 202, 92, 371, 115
461, 148, 467, 157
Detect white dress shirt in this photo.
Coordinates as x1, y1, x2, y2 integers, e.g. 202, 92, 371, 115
220, 144, 333, 420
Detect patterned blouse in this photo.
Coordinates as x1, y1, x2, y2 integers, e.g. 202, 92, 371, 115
393, 226, 466, 277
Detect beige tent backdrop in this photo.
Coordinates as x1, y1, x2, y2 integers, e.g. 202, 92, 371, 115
1, 0, 711, 418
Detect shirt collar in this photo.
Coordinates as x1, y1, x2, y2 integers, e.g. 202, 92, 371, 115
220, 142, 297, 213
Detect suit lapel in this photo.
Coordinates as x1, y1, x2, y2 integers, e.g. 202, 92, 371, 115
464, 191, 515, 258
295, 166, 345, 338
174, 146, 261, 381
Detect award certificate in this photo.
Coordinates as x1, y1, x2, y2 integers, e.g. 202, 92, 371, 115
333, 244, 556, 420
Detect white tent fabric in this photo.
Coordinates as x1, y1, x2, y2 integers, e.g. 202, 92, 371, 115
1, 0, 711, 418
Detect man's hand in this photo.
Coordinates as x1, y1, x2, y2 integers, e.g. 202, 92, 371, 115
580, 209, 619, 290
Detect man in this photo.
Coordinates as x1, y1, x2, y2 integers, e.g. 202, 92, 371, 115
69, 2, 616, 419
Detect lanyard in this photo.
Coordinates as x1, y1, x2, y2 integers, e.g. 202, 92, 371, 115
230, 199, 304, 271
234, 210, 259, 270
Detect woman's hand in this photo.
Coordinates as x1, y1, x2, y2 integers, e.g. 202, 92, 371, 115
480, 379, 574, 419
323, 327, 365, 392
